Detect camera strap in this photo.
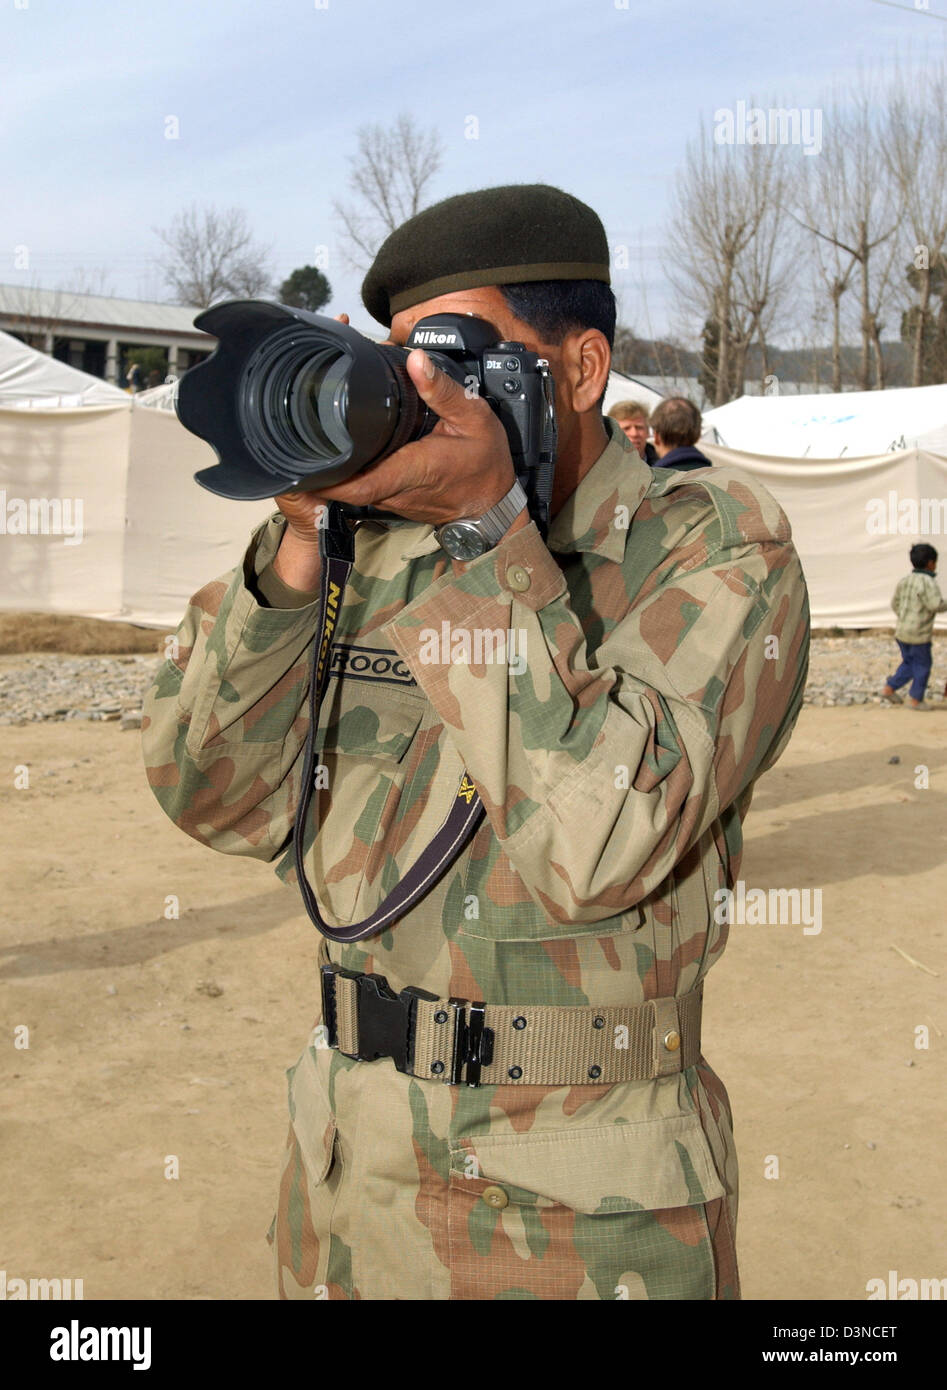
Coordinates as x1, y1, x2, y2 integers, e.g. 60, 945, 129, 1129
292, 503, 485, 943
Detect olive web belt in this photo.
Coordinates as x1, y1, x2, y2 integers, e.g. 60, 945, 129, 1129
320, 962, 703, 1087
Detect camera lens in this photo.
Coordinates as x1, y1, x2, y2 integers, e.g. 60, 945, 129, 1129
285, 347, 351, 457
180, 302, 471, 500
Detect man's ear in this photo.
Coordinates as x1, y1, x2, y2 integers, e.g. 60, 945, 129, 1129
561, 328, 611, 413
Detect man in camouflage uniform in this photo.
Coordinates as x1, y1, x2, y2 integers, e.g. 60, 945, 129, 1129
142, 185, 810, 1300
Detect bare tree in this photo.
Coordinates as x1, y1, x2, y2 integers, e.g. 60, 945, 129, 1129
794, 85, 902, 391
731, 157, 802, 391
154, 204, 274, 307
668, 126, 790, 405
333, 113, 443, 270
885, 59, 947, 387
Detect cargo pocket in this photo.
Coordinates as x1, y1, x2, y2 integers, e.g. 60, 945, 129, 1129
447, 1112, 729, 1301
272, 1045, 342, 1299
301, 680, 426, 926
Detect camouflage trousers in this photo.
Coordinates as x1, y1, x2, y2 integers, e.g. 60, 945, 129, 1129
267, 1023, 741, 1301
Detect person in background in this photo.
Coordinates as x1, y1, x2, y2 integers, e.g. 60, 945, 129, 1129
607, 399, 657, 464
881, 542, 947, 710
650, 397, 712, 472
125, 362, 143, 392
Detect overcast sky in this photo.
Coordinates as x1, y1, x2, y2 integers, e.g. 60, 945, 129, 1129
2, 0, 946, 343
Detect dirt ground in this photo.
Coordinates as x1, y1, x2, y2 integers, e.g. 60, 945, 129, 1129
1, 703, 943, 1301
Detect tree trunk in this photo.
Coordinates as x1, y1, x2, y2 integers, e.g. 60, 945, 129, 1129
913, 266, 932, 388
831, 287, 843, 393
715, 280, 731, 407
871, 327, 886, 390
858, 221, 871, 391
731, 339, 748, 399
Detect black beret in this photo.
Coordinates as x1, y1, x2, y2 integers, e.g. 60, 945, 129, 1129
361, 183, 611, 327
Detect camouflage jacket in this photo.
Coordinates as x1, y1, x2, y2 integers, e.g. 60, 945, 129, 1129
892, 569, 947, 644
142, 420, 810, 1300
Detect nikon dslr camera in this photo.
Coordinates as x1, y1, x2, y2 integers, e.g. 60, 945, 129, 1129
176, 301, 558, 530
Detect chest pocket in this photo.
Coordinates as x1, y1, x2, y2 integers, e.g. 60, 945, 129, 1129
304, 678, 426, 927
318, 677, 424, 761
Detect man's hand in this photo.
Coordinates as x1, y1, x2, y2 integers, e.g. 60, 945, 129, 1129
281, 344, 517, 528
270, 316, 521, 590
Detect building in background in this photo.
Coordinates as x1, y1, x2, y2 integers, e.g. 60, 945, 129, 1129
0, 285, 211, 386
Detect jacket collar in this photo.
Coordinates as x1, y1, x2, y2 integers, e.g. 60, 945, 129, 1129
546, 416, 651, 561
397, 416, 650, 563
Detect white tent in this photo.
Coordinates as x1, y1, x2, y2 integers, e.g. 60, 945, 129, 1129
5, 328, 945, 632
124, 398, 272, 626
0, 328, 129, 408
0, 332, 134, 615
702, 443, 947, 630
702, 383, 947, 458
0, 332, 272, 627
603, 371, 664, 415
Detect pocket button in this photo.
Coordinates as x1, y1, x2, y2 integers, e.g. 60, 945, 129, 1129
481, 1185, 509, 1210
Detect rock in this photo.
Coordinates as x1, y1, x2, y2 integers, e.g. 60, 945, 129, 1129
866, 1141, 876, 1150
120, 712, 142, 731
889, 756, 901, 765
106, 985, 117, 995
196, 980, 224, 998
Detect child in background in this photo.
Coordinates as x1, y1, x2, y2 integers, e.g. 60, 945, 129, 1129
881, 542, 947, 710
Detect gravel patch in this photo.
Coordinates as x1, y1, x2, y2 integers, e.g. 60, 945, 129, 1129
801, 636, 947, 706
0, 637, 945, 726
0, 654, 162, 728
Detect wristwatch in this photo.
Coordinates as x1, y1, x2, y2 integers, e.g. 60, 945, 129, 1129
435, 480, 528, 561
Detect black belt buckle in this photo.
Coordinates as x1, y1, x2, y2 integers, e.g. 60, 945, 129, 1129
446, 997, 494, 1087
321, 965, 437, 1075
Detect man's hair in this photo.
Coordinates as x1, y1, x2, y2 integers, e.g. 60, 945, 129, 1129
910, 542, 938, 569
650, 396, 702, 449
498, 280, 616, 349
607, 399, 650, 424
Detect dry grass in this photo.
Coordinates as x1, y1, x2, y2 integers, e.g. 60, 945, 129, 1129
0, 613, 165, 656
0, 612, 898, 656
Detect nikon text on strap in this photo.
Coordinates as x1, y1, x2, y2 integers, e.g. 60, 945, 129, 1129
292, 503, 485, 943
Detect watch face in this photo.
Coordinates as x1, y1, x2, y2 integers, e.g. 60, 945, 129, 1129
440, 522, 486, 561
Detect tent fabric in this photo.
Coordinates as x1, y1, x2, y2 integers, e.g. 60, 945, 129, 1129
124, 407, 273, 627
0, 328, 129, 408
702, 443, 947, 630
702, 383, 947, 458
133, 381, 178, 412
0, 405, 131, 617
3, 325, 946, 633
602, 371, 664, 415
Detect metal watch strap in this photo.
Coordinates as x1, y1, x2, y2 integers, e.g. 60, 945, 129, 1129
438, 478, 528, 550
